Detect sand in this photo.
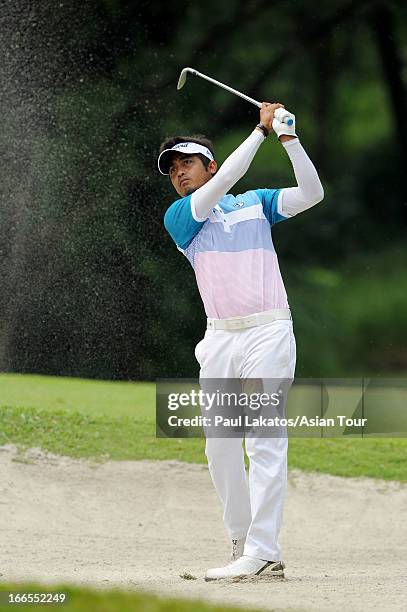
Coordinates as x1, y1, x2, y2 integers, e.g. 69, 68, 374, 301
0, 444, 406, 611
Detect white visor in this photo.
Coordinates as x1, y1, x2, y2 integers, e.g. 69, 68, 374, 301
157, 141, 214, 175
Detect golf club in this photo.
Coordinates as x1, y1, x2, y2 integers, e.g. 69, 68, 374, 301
177, 67, 294, 126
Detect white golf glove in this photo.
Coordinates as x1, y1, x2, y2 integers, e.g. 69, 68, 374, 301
272, 108, 297, 139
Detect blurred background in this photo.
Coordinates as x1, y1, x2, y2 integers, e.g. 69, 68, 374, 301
0, 0, 406, 381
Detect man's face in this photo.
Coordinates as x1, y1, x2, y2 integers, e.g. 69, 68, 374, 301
169, 153, 217, 197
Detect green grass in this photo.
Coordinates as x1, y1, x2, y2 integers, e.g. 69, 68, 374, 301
0, 583, 264, 612
1, 374, 406, 480
0, 405, 204, 463
288, 437, 407, 480
0, 373, 153, 417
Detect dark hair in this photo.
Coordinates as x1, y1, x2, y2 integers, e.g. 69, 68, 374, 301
158, 134, 215, 169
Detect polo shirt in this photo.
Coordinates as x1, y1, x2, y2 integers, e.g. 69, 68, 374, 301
164, 188, 289, 319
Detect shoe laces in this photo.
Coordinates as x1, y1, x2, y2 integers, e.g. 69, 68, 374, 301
231, 538, 244, 561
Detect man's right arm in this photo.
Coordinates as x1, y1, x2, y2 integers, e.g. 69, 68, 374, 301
164, 130, 266, 249
191, 129, 265, 221
164, 126, 266, 248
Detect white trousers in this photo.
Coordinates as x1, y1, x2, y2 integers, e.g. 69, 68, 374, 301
195, 318, 296, 561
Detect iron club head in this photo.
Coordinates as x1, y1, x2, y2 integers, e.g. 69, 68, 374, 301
176, 66, 262, 109
177, 67, 195, 90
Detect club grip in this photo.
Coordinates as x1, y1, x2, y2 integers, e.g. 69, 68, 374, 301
279, 113, 294, 126
273, 108, 294, 126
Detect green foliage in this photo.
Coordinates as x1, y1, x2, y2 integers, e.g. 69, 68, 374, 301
0, 1, 406, 379
286, 246, 407, 376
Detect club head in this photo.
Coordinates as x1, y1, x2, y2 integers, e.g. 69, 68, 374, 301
177, 67, 194, 90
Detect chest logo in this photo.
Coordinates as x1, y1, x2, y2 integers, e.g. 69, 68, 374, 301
233, 201, 244, 208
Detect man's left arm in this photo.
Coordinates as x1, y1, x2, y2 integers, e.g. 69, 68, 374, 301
277, 135, 324, 218
258, 105, 324, 220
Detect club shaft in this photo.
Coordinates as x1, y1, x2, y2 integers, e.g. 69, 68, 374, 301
190, 69, 262, 109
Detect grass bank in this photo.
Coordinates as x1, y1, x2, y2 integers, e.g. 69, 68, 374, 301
1, 374, 406, 481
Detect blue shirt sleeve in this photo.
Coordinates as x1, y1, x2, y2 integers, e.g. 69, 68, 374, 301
255, 188, 287, 226
164, 195, 206, 250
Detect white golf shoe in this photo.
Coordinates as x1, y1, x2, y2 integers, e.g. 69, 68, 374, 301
205, 555, 285, 581
230, 538, 246, 561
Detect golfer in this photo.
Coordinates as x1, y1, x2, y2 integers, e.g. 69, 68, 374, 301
158, 103, 324, 580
